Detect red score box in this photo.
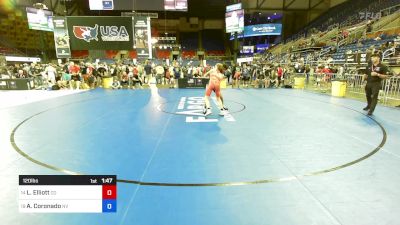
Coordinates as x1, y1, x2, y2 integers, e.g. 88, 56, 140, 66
102, 185, 117, 199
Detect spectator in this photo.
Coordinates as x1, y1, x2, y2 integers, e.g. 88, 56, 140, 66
16, 69, 27, 78
131, 70, 143, 89
120, 72, 129, 87
276, 65, 284, 87
241, 64, 251, 87
155, 64, 164, 85
144, 60, 152, 84
45, 63, 57, 85
232, 66, 241, 88
224, 66, 232, 85
366, 20, 373, 33
57, 71, 71, 90
68, 62, 81, 90
254, 68, 269, 88
168, 66, 175, 88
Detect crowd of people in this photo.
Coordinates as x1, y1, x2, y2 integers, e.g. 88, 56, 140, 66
0, 59, 310, 90
0, 59, 362, 91
0, 35, 398, 93
0, 60, 219, 90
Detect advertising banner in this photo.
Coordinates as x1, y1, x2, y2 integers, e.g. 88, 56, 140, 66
243, 24, 282, 37
256, 44, 270, 53
237, 57, 253, 64
178, 78, 208, 88
133, 16, 152, 59
240, 46, 254, 54
230, 24, 282, 40
346, 53, 357, 63
358, 52, 370, 64
67, 16, 133, 50
52, 17, 71, 58
5, 56, 41, 63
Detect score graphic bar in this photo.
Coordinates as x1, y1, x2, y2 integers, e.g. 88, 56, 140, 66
19, 175, 117, 213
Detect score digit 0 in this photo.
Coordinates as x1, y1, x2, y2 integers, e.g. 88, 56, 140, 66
102, 185, 116, 199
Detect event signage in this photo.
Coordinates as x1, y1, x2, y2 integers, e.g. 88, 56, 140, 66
67, 16, 133, 50
177, 78, 208, 89
170, 97, 236, 123
256, 44, 270, 52
133, 16, 152, 59
5, 56, 41, 63
243, 24, 282, 37
240, 46, 254, 54
344, 53, 371, 64
230, 24, 282, 40
237, 57, 253, 64
121, 12, 159, 18
358, 53, 370, 64
346, 53, 357, 63
52, 17, 71, 58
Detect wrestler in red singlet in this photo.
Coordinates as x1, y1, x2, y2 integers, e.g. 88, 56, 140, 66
205, 69, 224, 98
203, 63, 228, 116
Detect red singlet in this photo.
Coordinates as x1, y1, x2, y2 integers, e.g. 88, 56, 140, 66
205, 69, 223, 97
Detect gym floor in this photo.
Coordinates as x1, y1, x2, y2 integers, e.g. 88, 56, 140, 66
1, 87, 400, 225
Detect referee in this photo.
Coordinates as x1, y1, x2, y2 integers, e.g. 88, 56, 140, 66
363, 53, 389, 116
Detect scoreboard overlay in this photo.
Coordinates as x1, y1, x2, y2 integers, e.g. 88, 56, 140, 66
19, 175, 117, 213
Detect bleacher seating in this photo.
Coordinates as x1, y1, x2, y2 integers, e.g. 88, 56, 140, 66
206, 50, 225, 57
269, 0, 400, 65
181, 50, 196, 59
155, 50, 171, 59
71, 50, 89, 59
287, 0, 399, 42
0, 11, 55, 52
328, 36, 396, 61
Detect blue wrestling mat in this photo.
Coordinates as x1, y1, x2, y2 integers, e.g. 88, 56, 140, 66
1, 88, 400, 225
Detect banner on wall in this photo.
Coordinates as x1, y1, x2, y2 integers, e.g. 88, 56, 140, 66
66, 16, 133, 50
256, 44, 270, 53
346, 53, 357, 63
358, 53, 371, 64
243, 24, 282, 37
52, 17, 71, 58
240, 46, 254, 54
229, 24, 282, 40
133, 16, 152, 59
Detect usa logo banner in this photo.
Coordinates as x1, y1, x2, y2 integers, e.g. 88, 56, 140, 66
67, 16, 133, 50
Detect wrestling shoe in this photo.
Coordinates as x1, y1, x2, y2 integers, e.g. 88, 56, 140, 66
219, 109, 229, 116
203, 108, 212, 116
